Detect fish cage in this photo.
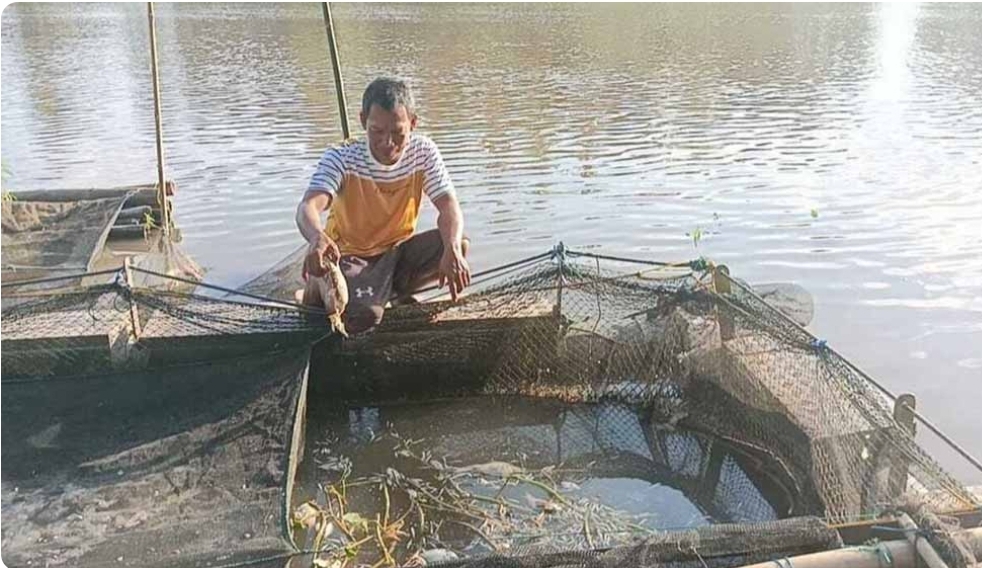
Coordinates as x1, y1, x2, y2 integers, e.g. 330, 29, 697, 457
1, 245, 980, 568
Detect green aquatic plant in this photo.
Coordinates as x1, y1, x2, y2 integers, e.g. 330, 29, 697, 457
2, 158, 14, 201
143, 211, 159, 230
686, 226, 704, 249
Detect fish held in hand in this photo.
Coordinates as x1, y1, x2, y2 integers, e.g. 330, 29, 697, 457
313, 259, 349, 337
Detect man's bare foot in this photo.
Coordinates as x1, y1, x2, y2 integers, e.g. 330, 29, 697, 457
390, 295, 420, 307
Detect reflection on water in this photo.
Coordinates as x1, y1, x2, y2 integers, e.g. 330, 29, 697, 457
295, 397, 794, 560
2, 3, 980, 481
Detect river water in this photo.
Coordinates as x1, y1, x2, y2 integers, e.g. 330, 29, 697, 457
2, 3, 980, 482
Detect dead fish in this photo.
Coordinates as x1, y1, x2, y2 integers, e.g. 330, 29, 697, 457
292, 502, 321, 530
524, 495, 563, 514
420, 548, 459, 565
27, 422, 62, 449
451, 461, 523, 478
311, 259, 349, 337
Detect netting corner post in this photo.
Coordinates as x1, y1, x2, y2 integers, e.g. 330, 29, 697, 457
552, 242, 568, 357
711, 263, 735, 341
888, 393, 917, 499
123, 257, 142, 341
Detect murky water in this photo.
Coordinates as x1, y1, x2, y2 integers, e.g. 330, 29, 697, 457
295, 397, 795, 561
2, 3, 980, 482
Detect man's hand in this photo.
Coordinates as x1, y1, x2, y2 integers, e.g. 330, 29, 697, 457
303, 233, 340, 280
438, 244, 471, 301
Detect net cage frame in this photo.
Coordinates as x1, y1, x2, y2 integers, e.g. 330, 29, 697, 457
1, 245, 980, 568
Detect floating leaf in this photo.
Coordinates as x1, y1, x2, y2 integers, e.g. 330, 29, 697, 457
686, 227, 704, 248
810, 208, 819, 219
342, 512, 370, 534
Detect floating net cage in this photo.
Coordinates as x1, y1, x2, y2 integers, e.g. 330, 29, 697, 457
2, 246, 979, 568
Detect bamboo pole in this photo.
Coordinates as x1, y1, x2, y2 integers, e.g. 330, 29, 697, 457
712, 264, 735, 341
889, 394, 917, 498
738, 527, 982, 568
897, 513, 952, 568
123, 257, 142, 339
321, 2, 350, 140
739, 540, 915, 568
147, 2, 171, 238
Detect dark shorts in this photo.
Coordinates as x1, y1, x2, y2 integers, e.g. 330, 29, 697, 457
304, 229, 458, 334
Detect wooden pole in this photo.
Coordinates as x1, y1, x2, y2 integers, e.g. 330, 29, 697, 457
738, 540, 915, 568
738, 527, 982, 568
147, 2, 171, 238
889, 393, 917, 498
712, 264, 735, 341
897, 513, 952, 568
321, 2, 351, 140
123, 257, 142, 340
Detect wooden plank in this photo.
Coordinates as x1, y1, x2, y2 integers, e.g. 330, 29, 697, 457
376, 296, 555, 333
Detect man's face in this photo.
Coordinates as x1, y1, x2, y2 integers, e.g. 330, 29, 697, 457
361, 103, 417, 166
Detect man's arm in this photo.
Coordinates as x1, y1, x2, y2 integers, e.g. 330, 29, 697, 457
296, 192, 333, 245
432, 193, 471, 300
299, 147, 347, 275
296, 192, 340, 277
433, 192, 464, 251
420, 135, 470, 300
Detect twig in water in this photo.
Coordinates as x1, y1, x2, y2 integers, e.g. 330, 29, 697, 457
447, 519, 500, 553
583, 507, 595, 549
508, 475, 570, 506
374, 515, 394, 567
382, 482, 391, 527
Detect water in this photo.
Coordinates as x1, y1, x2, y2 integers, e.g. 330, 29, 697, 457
295, 396, 795, 561
2, 3, 980, 482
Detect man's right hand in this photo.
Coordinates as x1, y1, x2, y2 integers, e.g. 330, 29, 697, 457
303, 234, 340, 280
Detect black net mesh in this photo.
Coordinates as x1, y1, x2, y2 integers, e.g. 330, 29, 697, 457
1, 194, 128, 281
2, 248, 978, 568
2, 267, 324, 567
311, 252, 978, 523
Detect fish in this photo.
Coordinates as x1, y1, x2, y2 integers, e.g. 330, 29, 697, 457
27, 422, 62, 449
451, 461, 524, 478
309, 259, 349, 337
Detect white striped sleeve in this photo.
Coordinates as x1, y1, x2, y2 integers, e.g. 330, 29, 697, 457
307, 147, 346, 196
419, 137, 455, 202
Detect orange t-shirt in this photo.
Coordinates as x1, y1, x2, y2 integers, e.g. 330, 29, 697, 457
306, 134, 454, 257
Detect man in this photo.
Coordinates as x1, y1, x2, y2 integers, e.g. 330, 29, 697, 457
296, 77, 471, 335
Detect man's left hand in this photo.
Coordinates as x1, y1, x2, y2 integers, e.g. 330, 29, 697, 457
438, 244, 471, 302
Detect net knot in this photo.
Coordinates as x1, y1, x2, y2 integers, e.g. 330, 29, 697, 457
688, 257, 710, 272
113, 268, 130, 291
551, 242, 568, 262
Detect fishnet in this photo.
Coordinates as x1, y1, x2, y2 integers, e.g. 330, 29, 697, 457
2, 250, 979, 568
319, 254, 978, 525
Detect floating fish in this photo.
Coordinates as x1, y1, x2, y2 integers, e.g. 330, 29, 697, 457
420, 548, 459, 565
451, 461, 524, 478
27, 422, 62, 449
